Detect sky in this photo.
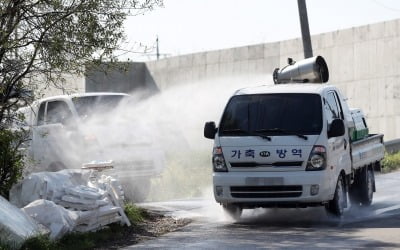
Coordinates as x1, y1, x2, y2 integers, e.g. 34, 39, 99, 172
121, 0, 400, 61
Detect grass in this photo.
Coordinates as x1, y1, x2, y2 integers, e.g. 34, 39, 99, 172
19, 225, 123, 250
382, 151, 400, 173
124, 202, 148, 224
20, 235, 56, 250
14, 203, 147, 250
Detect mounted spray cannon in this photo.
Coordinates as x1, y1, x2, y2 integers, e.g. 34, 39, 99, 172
273, 55, 329, 84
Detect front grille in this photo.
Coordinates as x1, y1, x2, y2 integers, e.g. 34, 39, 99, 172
230, 162, 303, 168
230, 185, 302, 198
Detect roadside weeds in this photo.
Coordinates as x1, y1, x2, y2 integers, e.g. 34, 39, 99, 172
382, 151, 400, 173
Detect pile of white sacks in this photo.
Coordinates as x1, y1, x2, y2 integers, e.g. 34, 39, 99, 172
0, 169, 130, 248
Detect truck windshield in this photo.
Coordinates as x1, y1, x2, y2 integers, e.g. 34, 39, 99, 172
219, 93, 322, 136
72, 95, 126, 119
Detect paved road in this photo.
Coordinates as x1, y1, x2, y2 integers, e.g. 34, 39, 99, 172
124, 171, 400, 249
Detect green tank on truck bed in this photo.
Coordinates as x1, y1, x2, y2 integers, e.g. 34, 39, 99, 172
349, 108, 369, 142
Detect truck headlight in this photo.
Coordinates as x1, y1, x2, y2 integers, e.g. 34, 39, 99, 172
213, 147, 228, 172
306, 145, 326, 171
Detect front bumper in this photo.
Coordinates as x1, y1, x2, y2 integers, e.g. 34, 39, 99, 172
213, 170, 335, 208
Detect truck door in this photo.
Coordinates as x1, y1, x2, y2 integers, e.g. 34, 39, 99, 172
325, 91, 351, 177
32, 102, 48, 167
32, 100, 75, 169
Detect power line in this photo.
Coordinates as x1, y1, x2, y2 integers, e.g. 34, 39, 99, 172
371, 0, 400, 12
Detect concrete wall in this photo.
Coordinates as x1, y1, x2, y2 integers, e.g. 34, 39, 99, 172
144, 19, 400, 140
37, 73, 85, 98
85, 62, 159, 93
145, 43, 280, 90
48, 18, 400, 140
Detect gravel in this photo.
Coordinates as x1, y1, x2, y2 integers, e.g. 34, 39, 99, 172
95, 210, 191, 249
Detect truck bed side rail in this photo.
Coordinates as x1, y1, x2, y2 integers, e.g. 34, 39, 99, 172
351, 134, 384, 170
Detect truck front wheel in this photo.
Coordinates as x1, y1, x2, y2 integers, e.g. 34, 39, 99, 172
222, 204, 242, 221
325, 174, 347, 217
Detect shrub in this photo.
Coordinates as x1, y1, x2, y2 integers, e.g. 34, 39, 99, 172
20, 235, 56, 250
124, 203, 148, 224
382, 151, 400, 173
0, 129, 25, 199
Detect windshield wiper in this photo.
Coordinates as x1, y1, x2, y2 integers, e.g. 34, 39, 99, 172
255, 128, 308, 140
221, 129, 271, 141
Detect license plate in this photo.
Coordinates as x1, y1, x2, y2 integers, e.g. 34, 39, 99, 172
245, 177, 283, 186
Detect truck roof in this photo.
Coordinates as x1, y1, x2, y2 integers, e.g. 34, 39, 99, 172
234, 83, 334, 96
36, 92, 129, 103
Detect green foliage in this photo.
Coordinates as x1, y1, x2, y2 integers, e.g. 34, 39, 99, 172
382, 151, 400, 173
0, 0, 163, 125
0, 129, 25, 199
124, 203, 148, 224
20, 235, 56, 250
0, 239, 17, 250
57, 224, 126, 250
148, 150, 212, 201
0, 0, 162, 200
20, 224, 126, 250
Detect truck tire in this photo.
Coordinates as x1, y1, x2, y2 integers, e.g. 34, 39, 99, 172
350, 166, 374, 207
373, 162, 382, 172
325, 174, 346, 217
358, 167, 374, 206
223, 204, 242, 221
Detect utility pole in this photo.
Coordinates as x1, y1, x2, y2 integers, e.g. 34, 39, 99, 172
297, 0, 313, 58
156, 36, 160, 60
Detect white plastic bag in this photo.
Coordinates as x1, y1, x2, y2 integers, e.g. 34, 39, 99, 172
22, 199, 80, 240
10, 169, 92, 207
0, 196, 41, 248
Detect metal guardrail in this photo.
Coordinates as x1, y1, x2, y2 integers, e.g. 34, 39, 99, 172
385, 139, 400, 154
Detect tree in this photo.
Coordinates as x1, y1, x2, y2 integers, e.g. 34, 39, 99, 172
0, 0, 162, 125
0, 129, 24, 199
0, 0, 162, 198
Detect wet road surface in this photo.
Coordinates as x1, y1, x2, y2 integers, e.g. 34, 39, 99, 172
124, 171, 400, 249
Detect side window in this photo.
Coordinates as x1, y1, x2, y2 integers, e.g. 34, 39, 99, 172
354, 116, 367, 130
362, 118, 368, 128
46, 101, 73, 125
332, 92, 344, 119
37, 103, 46, 126
325, 92, 341, 125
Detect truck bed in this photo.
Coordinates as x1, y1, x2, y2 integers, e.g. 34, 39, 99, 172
351, 134, 384, 169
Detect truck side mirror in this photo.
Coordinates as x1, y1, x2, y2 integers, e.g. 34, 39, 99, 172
204, 121, 217, 139
328, 119, 345, 138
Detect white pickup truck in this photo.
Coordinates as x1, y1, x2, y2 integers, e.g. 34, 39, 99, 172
204, 56, 384, 219
14, 93, 164, 201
